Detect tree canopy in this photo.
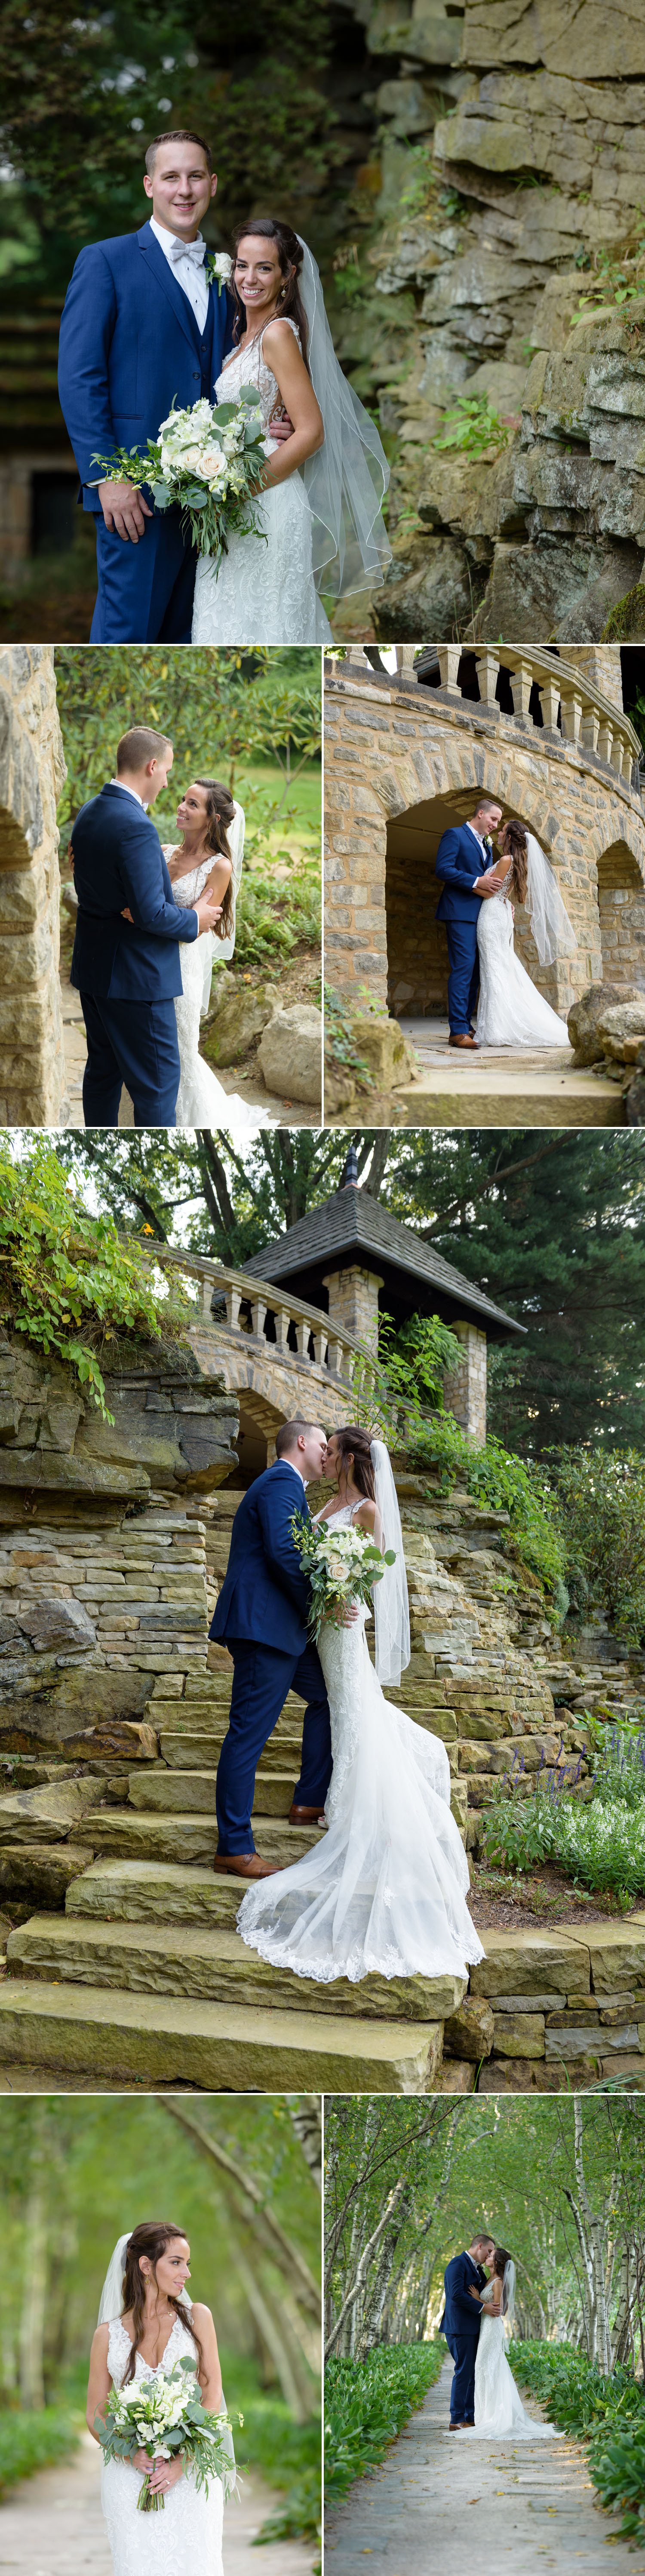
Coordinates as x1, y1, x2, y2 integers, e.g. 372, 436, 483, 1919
55, 645, 321, 836
50, 1128, 645, 1456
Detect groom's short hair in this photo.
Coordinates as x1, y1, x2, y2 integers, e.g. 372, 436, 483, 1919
117, 727, 172, 772
145, 129, 212, 176
473, 798, 502, 820
275, 1420, 319, 1459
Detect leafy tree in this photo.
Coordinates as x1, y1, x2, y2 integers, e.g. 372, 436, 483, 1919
54, 644, 320, 833
549, 1446, 645, 1640
54, 1129, 353, 1258
0, 1137, 190, 1416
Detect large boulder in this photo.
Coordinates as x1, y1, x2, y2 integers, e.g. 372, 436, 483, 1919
206, 978, 274, 1065
258, 1006, 322, 1106
596, 999, 645, 1061
19, 1598, 97, 1654
568, 981, 642, 1064
350, 1013, 416, 1090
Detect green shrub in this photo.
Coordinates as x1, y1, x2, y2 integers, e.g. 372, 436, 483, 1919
0, 1139, 190, 1419
549, 1447, 645, 1642
232, 851, 320, 967
223, 2359, 320, 2546
0, 2407, 79, 2495
325, 2343, 445, 2502
481, 1757, 645, 1899
432, 394, 511, 457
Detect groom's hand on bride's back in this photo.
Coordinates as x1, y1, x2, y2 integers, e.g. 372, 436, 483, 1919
98, 478, 153, 542
120, 895, 222, 928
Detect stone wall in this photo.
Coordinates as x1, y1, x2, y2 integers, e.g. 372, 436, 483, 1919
0, 1329, 239, 1767
324, 662, 645, 1013
338, 0, 645, 642
0, 647, 67, 1125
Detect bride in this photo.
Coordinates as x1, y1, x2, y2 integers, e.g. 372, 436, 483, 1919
476, 818, 577, 1049
463, 2245, 561, 2440
86, 2218, 234, 2576
192, 219, 391, 645
161, 777, 262, 1130
237, 1426, 484, 1984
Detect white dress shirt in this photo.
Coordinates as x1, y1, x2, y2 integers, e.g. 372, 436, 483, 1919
148, 215, 210, 332
110, 778, 147, 809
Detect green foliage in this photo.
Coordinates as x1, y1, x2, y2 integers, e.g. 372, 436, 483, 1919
0, 1139, 190, 1419
54, 645, 321, 835
372, 1363, 565, 1596
230, 849, 320, 967
231, 2364, 320, 2544
325, 2345, 445, 2502
0, 2407, 79, 2494
572, 228, 645, 322
481, 1765, 645, 1900
324, 985, 374, 1086
432, 394, 511, 458
549, 1447, 645, 1641
513, 2343, 645, 2546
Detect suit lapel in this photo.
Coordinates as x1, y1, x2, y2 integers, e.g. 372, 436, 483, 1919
276, 1461, 310, 1524
137, 223, 205, 359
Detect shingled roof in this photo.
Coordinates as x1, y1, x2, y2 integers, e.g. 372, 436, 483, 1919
243, 1181, 525, 1343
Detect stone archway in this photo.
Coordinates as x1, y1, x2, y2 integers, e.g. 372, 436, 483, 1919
384, 782, 574, 1019
596, 838, 645, 991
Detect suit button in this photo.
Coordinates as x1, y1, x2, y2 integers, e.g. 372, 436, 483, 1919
193, 371, 199, 379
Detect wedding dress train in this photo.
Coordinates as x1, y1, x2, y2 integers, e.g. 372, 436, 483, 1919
476, 886, 571, 1049
191, 324, 332, 646
463, 2286, 560, 2440
101, 2313, 224, 2576
237, 1502, 483, 1983
166, 849, 263, 1131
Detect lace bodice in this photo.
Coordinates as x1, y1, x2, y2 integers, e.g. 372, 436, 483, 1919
106, 2310, 192, 2390
162, 846, 214, 909
216, 317, 301, 434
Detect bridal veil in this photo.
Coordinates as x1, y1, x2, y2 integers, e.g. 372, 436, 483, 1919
297, 239, 392, 600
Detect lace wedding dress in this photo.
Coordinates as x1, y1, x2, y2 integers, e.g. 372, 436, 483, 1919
237, 1501, 484, 1983
476, 885, 571, 1048
165, 848, 261, 1131
463, 2287, 559, 2440
191, 322, 332, 646
101, 2312, 224, 2576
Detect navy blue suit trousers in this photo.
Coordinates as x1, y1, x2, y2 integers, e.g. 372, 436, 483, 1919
216, 1637, 332, 1854
80, 992, 181, 1127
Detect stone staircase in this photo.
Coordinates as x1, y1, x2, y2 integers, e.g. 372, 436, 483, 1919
0, 1481, 644, 2094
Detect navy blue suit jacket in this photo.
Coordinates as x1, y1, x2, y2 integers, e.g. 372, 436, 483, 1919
58, 222, 236, 511
435, 825, 496, 924
70, 783, 199, 1002
210, 1462, 313, 1658
439, 2253, 486, 2342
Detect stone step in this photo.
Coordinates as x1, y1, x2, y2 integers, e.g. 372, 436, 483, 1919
6, 1914, 468, 2025
159, 1730, 304, 1774
389, 1065, 624, 1130
127, 1767, 299, 1819
77, 1810, 322, 1868
65, 1859, 252, 1924
0, 1978, 444, 2092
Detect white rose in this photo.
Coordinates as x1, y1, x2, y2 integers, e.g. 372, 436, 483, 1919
213, 252, 233, 282
180, 446, 205, 473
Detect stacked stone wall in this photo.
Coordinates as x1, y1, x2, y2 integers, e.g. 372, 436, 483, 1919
324, 668, 645, 1011
0, 646, 67, 1125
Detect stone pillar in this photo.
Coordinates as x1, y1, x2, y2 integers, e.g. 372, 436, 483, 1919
0, 646, 67, 1125
562, 647, 624, 711
442, 1320, 487, 1446
322, 1265, 384, 1353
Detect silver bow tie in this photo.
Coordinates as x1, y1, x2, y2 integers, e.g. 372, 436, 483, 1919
169, 237, 206, 266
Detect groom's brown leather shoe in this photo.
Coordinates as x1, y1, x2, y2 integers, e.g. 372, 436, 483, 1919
448, 1033, 479, 1049
214, 1853, 280, 1879
289, 1803, 326, 1824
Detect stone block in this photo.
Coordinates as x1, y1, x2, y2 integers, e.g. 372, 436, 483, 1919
470, 1929, 590, 1998
443, 1996, 494, 2059
588, 1923, 645, 1993
19, 1597, 97, 1653
492, 2012, 545, 2057
568, 981, 642, 1063
0, 1982, 446, 2093
258, 1006, 322, 1106
206, 979, 275, 1064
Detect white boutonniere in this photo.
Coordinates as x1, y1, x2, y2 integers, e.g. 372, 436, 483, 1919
483, 834, 493, 858
206, 251, 233, 298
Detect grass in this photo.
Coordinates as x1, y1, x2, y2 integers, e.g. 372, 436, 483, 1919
325, 2342, 445, 2504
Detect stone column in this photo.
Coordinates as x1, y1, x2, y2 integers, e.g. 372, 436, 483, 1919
442, 1320, 487, 1446
322, 1265, 383, 1353
0, 646, 67, 1126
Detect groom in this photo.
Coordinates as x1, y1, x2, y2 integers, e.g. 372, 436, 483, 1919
439, 2231, 495, 2428
210, 1421, 333, 1881
70, 723, 222, 1126
435, 799, 503, 1048
57, 126, 294, 642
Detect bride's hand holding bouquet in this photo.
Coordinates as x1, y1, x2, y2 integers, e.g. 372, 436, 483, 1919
95, 2354, 239, 2514
291, 1511, 396, 1645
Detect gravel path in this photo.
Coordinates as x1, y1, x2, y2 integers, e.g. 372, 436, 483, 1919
325, 2357, 645, 2576
0, 2427, 314, 2576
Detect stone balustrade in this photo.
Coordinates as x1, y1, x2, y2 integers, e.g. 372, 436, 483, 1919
342, 644, 642, 788
150, 1246, 369, 1388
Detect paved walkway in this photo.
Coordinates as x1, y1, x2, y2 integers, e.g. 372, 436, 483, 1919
0, 2428, 314, 2576
325, 2357, 645, 2576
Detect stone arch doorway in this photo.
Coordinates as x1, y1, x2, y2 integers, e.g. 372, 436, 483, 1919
385, 785, 561, 1018
596, 838, 645, 991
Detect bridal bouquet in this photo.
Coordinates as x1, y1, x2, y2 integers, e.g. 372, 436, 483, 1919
292, 1511, 396, 1646
95, 2356, 239, 2513
90, 382, 267, 564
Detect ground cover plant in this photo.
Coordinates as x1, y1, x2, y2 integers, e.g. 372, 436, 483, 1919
481, 1722, 645, 1902
0, 2406, 79, 2498
513, 2343, 645, 2548
325, 2345, 445, 2502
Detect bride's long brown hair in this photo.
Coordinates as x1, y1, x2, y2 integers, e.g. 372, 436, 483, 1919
499, 818, 528, 904
332, 1425, 376, 1501
178, 779, 236, 942
120, 2220, 204, 2388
